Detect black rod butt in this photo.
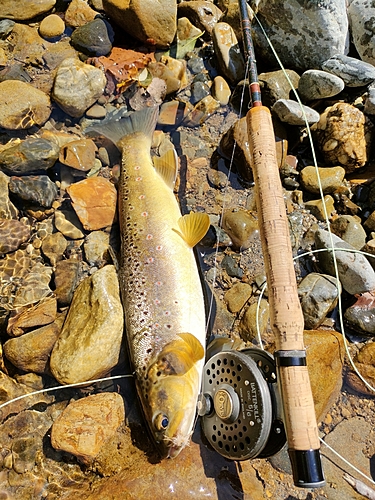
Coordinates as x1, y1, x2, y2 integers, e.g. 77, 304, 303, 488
288, 449, 325, 488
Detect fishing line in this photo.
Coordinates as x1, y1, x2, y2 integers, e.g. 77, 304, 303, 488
0, 374, 134, 411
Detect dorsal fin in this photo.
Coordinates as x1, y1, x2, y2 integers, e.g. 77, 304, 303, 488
153, 149, 178, 189
174, 212, 210, 247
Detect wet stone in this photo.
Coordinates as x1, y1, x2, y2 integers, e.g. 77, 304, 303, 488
177, 1, 223, 39
207, 168, 228, 190
258, 69, 300, 108
54, 207, 85, 239
59, 138, 98, 171
148, 61, 182, 95
272, 99, 320, 126
223, 282, 252, 314
0, 0, 56, 21
298, 70, 345, 101
84, 231, 111, 266
67, 176, 117, 231
211, 75, 231, 105
219, 117, 253, 183
239, 299, 270, 343
0, 172, 17, 219
158, 100, 188, 126
190, 81, 210, 105
4, 316, 63, 374
0, 219, 30, 254
222, 209, 259, 251
221, 254, 243, 278
7, 296, 57, 337
50, 265, 123, 384
182, 95, 220, 128
52, 57, 106, 118
71, 18, 113, 57
41, 232, 68, 266
330, 215, 367, 250
0, 80, 51, 130
53, 259, 81, 307
322, 54, 375, 87
186, 55, 205, 74
298, 273, 340, 330
315, 228, 375, 295
0, 137, 59, 175
212, 22, 245, 84
299, 165, 345, 194
344, 292, 375, 336
51, 392, 124, 464
9, 175, 58, 208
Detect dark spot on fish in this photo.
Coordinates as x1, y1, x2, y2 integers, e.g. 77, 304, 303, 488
166, 324, 172, 329
156, 371, 161, 377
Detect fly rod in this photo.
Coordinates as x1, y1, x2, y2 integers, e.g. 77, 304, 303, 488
238, 0, 325, 488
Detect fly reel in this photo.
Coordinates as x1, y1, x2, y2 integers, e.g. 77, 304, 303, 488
198, 339, 286, 460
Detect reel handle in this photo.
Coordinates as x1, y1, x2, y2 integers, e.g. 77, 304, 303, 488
246, 106, 325, 488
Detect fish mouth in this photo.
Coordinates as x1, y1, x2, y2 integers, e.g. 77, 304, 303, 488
167, 444, 183, 459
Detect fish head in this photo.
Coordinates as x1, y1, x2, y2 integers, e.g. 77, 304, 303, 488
144, 333, 205, 458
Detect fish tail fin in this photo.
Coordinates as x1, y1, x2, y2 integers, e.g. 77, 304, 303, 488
85, 106, 159, 148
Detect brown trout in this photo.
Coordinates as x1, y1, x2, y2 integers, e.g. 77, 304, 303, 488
86, 106, 209, 458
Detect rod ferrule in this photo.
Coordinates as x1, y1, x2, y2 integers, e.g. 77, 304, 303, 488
274, 350, 307, 367
288, 449, 325, 488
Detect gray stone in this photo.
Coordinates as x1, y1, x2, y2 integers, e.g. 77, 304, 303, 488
344, 292, 375, 336
330, 215, 367, 250
252, 0, 349, 71
0, 137, 59, 175
9, 175, 58, 208
348, 0, 375, 66
70, 18, 113, 57
272, 99, 320, 126
212, 22, 245, 84
322, 54, 375, 87
258, 69, 300, 108
52, 57, 106, 118
0, 219, 30, 253
50, 265, 123, 384
298, 273, 340, 330
315, 228, 375, 295
298, 69, 345, 100
364, 82, 375, 115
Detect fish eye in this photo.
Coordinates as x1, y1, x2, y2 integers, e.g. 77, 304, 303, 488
154, 413, 169, 431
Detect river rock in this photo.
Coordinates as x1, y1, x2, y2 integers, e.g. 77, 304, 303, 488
103, 0, 177, 48
71, 18, 113, 57
258, 69, 300, 108
305, 195, 335, 221
7, 296, 57, 337
83, 231, 111, 266
345, 2, 375, 66
177, 1, 223, 39
65, 0, 98, 27
304, 329, 344, 421
4, 315, 63, 374
298, 70, 345, 101
9, 175, 58, 208
344, 292, 375, 336
238, 299, 270, 342
0, 172, 17, 219
182, 95, 220, 128
59, 138, 98, 171
299, 166, 346, 194
315, 228, 375, 295
50, 392, 124, 464
0, 0, 56, 21
67, 177, 117, 231
53, 259, 81, 307
313, 102, 373, 172
41, 232, 68, 266
54, 207, 85, 239
223, 282, 252, 313
39, 14, 65, 39
212, 22, 244, 84
272, 99, 320, 126
252, 0, 349, 71
0, 219, 30, 254
330, 215, 367, 250
0, 80, 51, 130
52, 57, 106, 118
222, 210, 259, 251
322, 53, 375, 87
219, 117, 253, 182
0, 137, 59, 175
298, 273, 340, 330
50, 265, 123, 384
211, 76, 231, 105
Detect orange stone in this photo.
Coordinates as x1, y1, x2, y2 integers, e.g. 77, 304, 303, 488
59, 138, 98, 171
67, 177, 117, 230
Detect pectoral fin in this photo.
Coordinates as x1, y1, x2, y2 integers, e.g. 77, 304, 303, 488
174, 212, 210, 247
153, 149, 178, 189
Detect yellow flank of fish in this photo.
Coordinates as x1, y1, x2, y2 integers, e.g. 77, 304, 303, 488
86, 106, 210, 458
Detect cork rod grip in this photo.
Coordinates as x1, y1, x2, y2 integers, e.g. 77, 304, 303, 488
247, 106, 324, 487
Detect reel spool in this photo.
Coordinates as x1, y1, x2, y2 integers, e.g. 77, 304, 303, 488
198, 340, 286, 461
